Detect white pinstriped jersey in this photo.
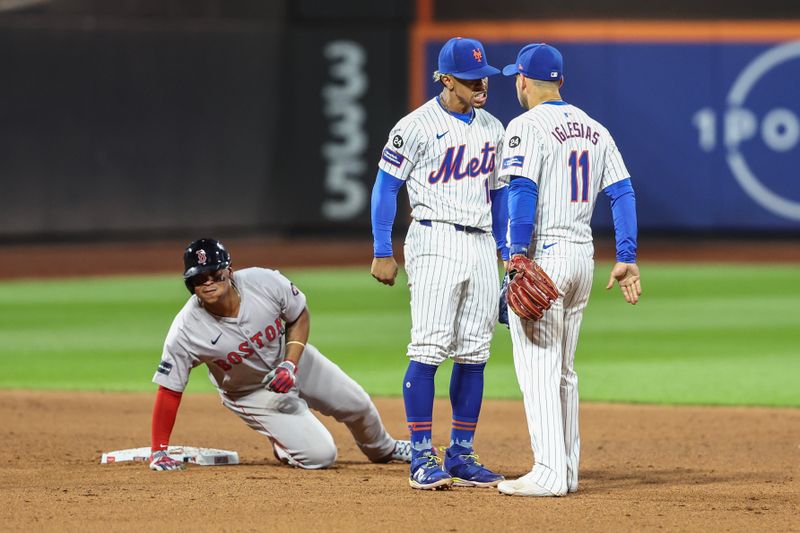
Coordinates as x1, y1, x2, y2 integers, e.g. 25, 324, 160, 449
378, 97, 505, 231
497, 102, 630, 244
152, 268, 306, 394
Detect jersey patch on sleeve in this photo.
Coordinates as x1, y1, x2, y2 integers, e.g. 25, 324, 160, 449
502, 155, 525, 169
157, 361, 173, 376
382, 147, 405, 167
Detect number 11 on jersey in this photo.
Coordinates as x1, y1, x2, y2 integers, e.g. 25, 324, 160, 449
569, 150, 589, 203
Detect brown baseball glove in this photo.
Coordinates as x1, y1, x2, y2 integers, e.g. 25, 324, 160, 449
506, 255, 559, 321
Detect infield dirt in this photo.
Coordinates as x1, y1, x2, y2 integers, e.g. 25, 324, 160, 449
1, 391, 798, 532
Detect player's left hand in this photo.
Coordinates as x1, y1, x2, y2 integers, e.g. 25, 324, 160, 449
606, 262, 641, 305
506, 255, 559, 321
265, 361, 297, 393
149, 450, 185, 471
498, 274, 510, 327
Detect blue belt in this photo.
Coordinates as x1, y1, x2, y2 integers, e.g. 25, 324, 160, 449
419, 219, 486, 234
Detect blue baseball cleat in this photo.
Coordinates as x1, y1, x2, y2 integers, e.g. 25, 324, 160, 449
409, 450, 453, 490
443, 445, 504, 488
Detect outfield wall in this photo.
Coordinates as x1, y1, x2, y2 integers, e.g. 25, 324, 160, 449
0, 1, 797, 241
412, 23, 800, 232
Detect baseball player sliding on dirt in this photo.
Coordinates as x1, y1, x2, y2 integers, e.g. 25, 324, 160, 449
496, 44, 641, 496
147, 239, 411, 471
371, 37, 508, 490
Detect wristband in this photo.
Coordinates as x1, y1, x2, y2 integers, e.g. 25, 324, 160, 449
279, 360, 297, 373
510, 245, 529, 257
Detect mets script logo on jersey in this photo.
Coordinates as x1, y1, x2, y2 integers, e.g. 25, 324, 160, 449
196, 250, 207, 264
428, 142, 496, 184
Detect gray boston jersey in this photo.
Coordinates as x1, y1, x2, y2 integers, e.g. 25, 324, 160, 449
153, 267, 306, 393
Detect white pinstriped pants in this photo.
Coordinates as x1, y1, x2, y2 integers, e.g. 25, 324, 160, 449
509, 241, 594, 494
404, 220, 498, 366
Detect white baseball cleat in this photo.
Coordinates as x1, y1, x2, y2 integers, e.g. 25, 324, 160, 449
391, 439, 413, 463
373, 439, 413, 464
497, 473, 567, 497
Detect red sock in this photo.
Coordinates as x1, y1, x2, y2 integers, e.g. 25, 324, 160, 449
151, 386, 182, 452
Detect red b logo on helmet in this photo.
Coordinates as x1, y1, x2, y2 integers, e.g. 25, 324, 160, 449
196, 250, 207, 264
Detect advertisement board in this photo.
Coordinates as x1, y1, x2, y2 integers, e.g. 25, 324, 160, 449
414, 22, 800, 231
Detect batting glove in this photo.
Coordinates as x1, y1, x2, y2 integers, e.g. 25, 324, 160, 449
149, 450, 185, 471
498, 274, 510, 327
265, 361, 297, 393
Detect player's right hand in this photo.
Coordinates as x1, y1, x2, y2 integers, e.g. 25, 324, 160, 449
371, 256, 398, 286
606, 262, 641, 305
265, 361, 297, 393
149, 450, 185, 471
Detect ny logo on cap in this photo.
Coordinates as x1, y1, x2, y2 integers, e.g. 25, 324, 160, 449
196, 250, 207, 264
472, 49, 483, 62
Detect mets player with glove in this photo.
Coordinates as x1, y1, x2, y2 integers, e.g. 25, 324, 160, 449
147, 238, 412, 471
370, 37, 509, 490
496, 44, 641, 496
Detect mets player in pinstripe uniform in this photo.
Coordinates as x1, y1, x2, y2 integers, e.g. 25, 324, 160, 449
370, 37, 509, 490
495, 44, 642, 496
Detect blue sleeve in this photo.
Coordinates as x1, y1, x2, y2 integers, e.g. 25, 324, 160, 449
508, 177, 538, 256
603, 178, 638, 263
489, 187, 509, 260
371, 169, 405, 257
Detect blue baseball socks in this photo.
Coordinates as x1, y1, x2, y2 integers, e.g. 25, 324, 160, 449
403, 361, 438, 459
449, 362, 485, 450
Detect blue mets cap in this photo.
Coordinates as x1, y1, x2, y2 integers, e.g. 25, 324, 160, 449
437, 37, 501, 80
502, 43, 563, 81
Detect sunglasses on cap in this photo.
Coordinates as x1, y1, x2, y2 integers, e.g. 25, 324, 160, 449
188, 269, 227, 288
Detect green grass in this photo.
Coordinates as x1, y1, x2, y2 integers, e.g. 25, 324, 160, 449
0, 264, 798, 406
